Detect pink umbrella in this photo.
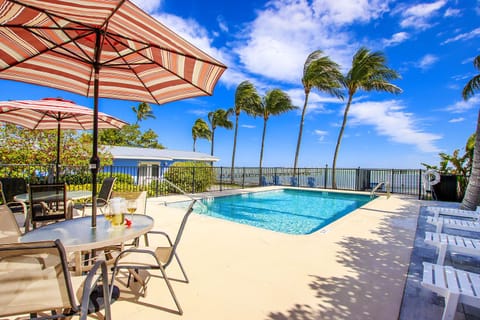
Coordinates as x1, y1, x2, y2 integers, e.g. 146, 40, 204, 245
0, 97, 128, 180
0, 0, 226, 227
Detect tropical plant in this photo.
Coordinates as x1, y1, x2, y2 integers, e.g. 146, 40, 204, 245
99, 124, 164, 149
207, 108, 233, 156
131, 102, 156, 124
231, 81, 261, 182
422, 133, 475, 198
252, 89, 297, 184
192, 118, 211, 152
332, 47, 402, 188
460, 54, 480, 210
294, 50, 343, 172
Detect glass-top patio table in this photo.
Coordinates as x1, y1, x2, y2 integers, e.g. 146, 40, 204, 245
20, 214, 154, 275
14, 190, 92, 202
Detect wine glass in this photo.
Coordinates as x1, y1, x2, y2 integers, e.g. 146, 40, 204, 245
127, 200, 137, 219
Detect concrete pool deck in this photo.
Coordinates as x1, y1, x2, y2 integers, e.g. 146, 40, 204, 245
110, 187, 427, 320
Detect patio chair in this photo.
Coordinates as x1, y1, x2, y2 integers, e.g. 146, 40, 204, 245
82, 177, 116, 216
290, 176, 298, 186
28, 183, 70, 229
426, 216, 480, 234
261, 176, 269, 186
111, 199, 197, 315
0, 204, 22, 244
422, 262, 480, 320
426, 206, 480, 221
424, 231, 480, 265
307, 177, 316, 188
0, 178, 28, 227
0, 239, 113, 320
273, 175, 280, 185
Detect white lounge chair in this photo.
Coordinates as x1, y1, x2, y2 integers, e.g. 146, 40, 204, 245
422, 262, 480, 320
425, 231, 480, 265
426, 216, 480, 234
426, 206, 480, 221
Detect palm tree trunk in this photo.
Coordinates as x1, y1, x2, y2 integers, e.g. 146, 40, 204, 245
210, 129, 215, 156
231, 114, 239, 184
258, 119, 267, 185
193, 138, 196, 152
460, 109, 480, 210
332, 94, 353, 189
294, 90, 310, 174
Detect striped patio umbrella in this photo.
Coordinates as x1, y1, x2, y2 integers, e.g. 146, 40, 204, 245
0, 97, 128, 181
0, 0, 227, 226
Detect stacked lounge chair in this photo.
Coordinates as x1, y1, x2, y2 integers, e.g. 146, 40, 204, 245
422, 206, 480, 320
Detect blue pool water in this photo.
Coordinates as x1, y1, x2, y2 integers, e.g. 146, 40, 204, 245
174, 189, 373, 235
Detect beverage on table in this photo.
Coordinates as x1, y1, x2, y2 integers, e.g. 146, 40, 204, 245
111, 212, 124, 226
109, 197, 126, 226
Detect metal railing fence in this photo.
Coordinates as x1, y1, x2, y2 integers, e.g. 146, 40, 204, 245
0, 163, 459, 200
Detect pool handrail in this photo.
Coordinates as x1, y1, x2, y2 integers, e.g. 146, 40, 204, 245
160, 177, 208, 209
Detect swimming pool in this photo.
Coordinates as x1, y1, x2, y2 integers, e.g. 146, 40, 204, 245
173, 189, 373, 235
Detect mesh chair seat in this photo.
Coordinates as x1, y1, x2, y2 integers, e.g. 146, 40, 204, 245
0, 239, 114, 320
82, 177, 116, 216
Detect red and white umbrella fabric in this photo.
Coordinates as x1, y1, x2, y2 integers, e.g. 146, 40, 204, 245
0, 98, 127, 130
0, 0, 227, 226
0, 97, 128, 180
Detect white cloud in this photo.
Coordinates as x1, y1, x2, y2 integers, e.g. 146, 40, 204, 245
241, 124, 256, 129
217, 15, 229, 33
399, 0, 447, 30
188, 109, 209, 116
234, 0, 359, 83
449, 117, 465, 123
132, 0, 162, 13
311, 0, 391, 26
442, 27, 480, 44
314, 129, 328, 141
418, 54, 439, 70
445, 96, 480, 113
286, 88, 342, 116
348, 100, 441, 152
383, 32, 410, 47
444, 7, 461, 17
149, 12, 243, 87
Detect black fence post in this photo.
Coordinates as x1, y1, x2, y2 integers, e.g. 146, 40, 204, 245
324, 164, 328, 189
242, 167, 245, 188
418, 169, 423, 200
220, 167, 223, 191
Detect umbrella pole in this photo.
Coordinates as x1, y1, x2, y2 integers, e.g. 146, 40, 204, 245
56, 121, 60, 183
90, 31, 101, 228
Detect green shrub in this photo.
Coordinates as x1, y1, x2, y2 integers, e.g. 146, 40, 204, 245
164, 162, 214, 193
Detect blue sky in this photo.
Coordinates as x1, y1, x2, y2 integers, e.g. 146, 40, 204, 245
1, 0, 479, 169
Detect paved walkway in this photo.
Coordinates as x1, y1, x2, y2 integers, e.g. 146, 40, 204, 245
399, 204, 480, 320
111, 190, 419, 320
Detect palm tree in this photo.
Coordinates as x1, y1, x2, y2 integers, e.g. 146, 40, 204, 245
131, 102, 155, 125
460, 55, 480, 210
252, 89, 297, 184
231, 81, 261, 182
332, 47, 402, 188
294, 50, 343, 173
208, 108, 233, 156
191, 118, 211, 152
